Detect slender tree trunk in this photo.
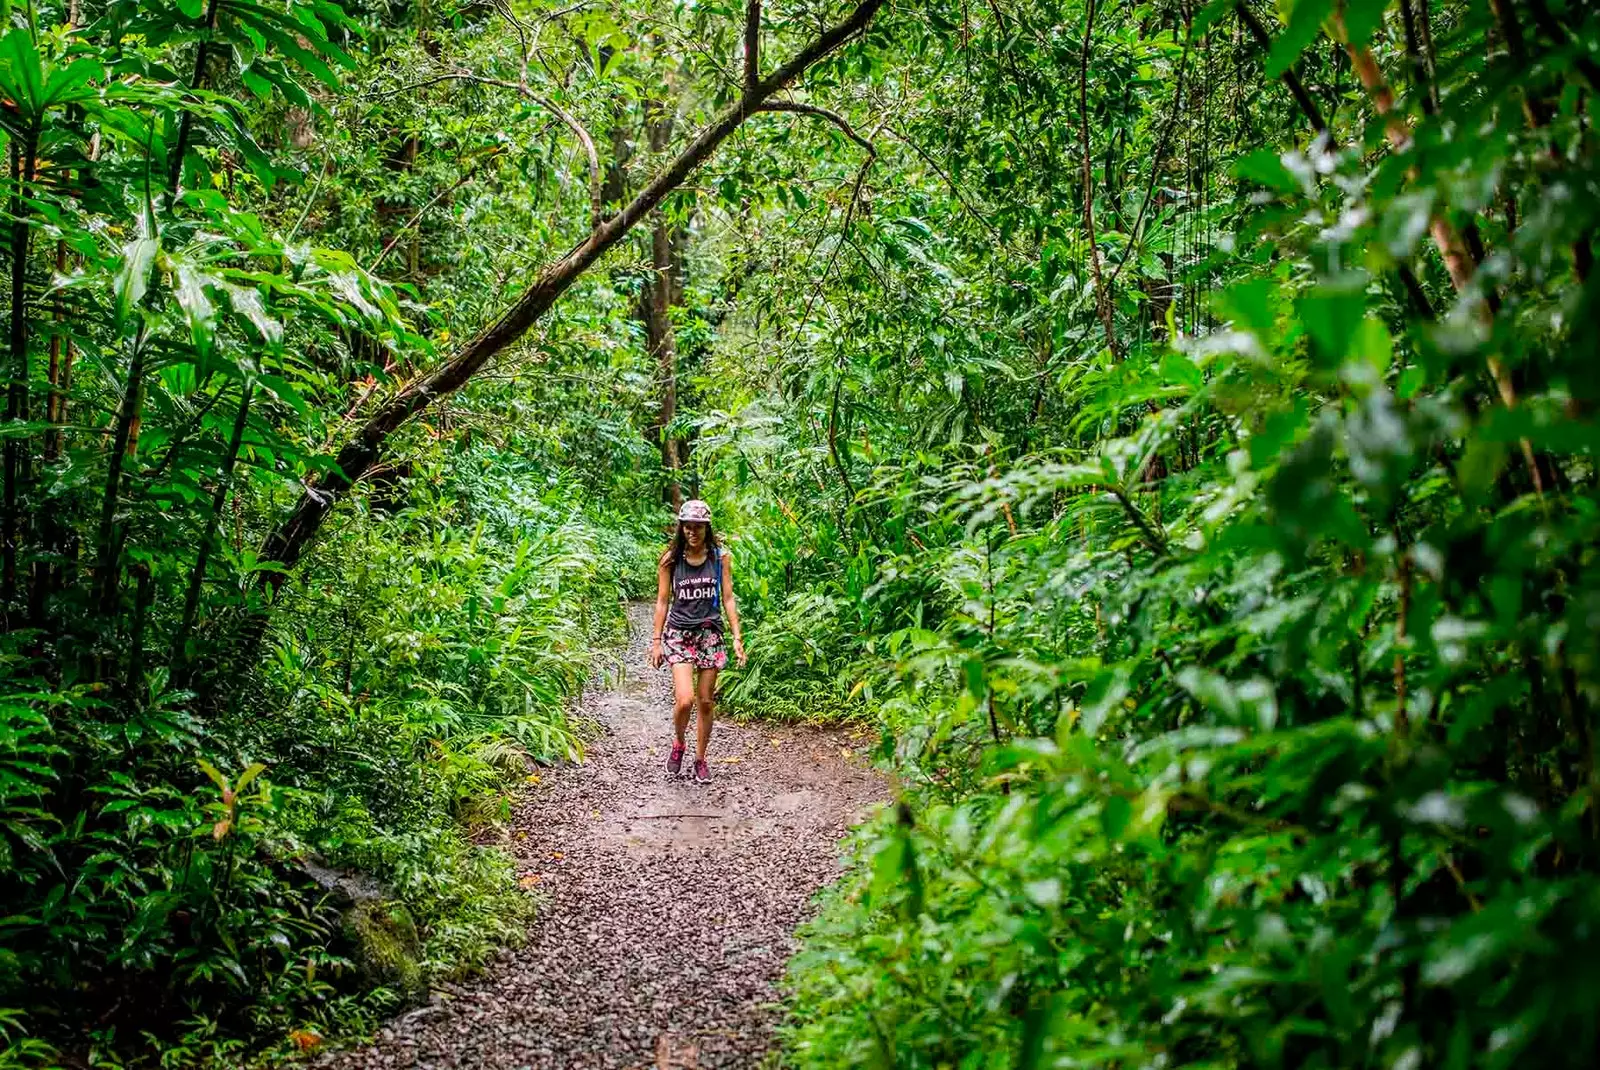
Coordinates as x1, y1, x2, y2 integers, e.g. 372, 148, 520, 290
650, 219, 684, 508
168, 0, 224, 194
31, 240, 69, 624
95, 335, 146, 614
3, 129, 37, 626
43, 242, 68, 461
126, 563, 154, 702
173, 382, 253, 667
1079, 0, 1121, 360
640, 98, 685, 507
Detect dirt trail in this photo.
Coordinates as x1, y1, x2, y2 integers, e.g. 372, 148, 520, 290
327, 604, 884, 1069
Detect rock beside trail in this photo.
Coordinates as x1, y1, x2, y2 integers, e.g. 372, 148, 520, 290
342, 899, 425, 1001
322, 605, 884, 1069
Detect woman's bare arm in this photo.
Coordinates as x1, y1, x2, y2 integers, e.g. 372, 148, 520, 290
650, 556, 671, 667
722, 550, 746, 665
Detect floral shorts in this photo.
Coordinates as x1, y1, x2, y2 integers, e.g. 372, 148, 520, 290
662, 625, 728, 669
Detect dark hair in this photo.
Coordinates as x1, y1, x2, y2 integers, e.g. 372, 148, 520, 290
662, 518, 719, 571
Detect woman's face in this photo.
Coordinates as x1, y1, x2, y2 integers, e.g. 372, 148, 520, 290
683, 522, 708, 548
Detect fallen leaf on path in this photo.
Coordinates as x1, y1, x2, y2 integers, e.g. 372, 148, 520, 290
840, 747, 853, 757
524, 773, 541, 784
718, 756, 742, 764
518, 874, 541, 889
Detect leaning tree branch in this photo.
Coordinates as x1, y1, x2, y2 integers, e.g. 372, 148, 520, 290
755, 100, 874, 155
1236, 3, 1328, 135
257, 0, 887, 581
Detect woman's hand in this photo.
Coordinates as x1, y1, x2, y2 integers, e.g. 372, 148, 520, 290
649, 639, 665, 670
734, 636, 747, 667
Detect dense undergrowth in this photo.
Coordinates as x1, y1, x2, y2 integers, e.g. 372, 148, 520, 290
5, 447, 654, 1066
0, 0, 676, 1062
665, 3, 1600, 1069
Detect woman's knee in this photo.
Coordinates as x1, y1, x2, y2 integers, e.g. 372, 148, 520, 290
674, 693, 696, 717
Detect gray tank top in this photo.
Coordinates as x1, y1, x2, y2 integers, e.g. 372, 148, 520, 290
666, 548, 722, 631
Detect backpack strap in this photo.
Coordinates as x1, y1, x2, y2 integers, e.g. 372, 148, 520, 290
711, 544, 721, 614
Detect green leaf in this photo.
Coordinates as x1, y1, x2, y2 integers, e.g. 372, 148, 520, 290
196, 758, 227, 792
114, 237, 160, 328
1297, 279, 1366, 366
172, 260, 218, 358
1218, 276, 1279, 336
1100, 794, 1132, 840
0, 30, 44, 119
258, 374, 308, 417
233, 762, 268, 794
1341, 0, 1389, 52
1265, 0, 1333, 80
1233, 149, 1301, 195
40, 58, 104, 109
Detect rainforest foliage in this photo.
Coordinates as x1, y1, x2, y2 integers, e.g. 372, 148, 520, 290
0, 0, 1596, 1066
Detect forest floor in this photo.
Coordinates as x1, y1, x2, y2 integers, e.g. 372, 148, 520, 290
320, 603, 885, 1069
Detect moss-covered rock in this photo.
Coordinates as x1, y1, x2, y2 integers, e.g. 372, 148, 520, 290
341, 899, 424, 999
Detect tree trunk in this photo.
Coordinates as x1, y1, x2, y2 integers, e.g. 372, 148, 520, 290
1079, 0, 1121, 360
32, 240, 69, 624
173, 382, 253, 668
95, 336, 146, 614
650, 218, 684, 508
3, 129, 37, 626
167, 0, 224, 194
641, 98, 685, 507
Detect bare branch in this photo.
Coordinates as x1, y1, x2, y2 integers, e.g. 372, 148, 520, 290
537, 92, 605, 230
754, 100, 874, 156
369, 152, 504, 272
884, 124, 1006, 246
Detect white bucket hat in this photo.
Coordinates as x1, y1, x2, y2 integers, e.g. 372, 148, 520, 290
678, 499, 713, 523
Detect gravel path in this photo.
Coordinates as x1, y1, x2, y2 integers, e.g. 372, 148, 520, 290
325, 604, 884, 1069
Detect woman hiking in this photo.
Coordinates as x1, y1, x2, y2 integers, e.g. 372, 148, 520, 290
650, 499, 746, 783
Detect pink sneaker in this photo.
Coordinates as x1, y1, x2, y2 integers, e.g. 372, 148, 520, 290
667, 741, 685, 775
693, 758, 710, 783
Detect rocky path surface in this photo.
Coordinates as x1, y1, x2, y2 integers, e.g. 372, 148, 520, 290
326, 604, 884, 1069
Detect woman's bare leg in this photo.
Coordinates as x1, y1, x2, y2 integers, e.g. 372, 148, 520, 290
695, 667, 718, 761
672, 664, 696, 745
